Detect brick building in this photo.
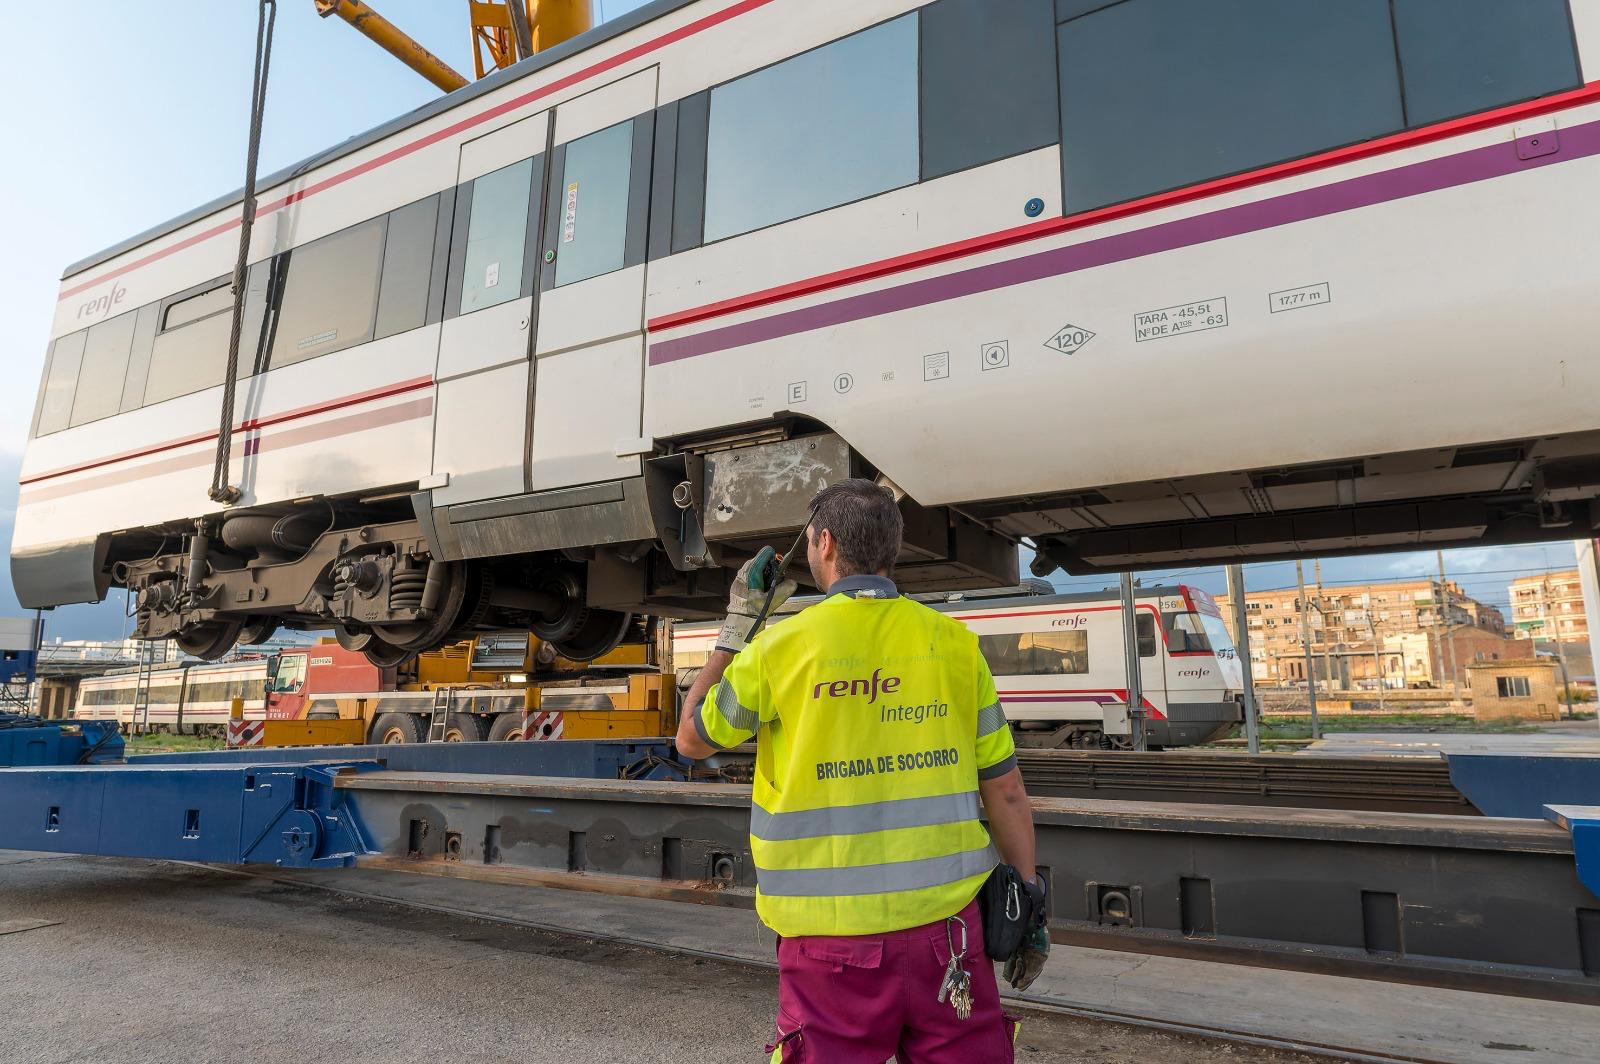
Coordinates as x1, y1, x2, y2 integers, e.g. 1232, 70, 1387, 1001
1466, 658, 1563, 720
1218, 577, 1515, 690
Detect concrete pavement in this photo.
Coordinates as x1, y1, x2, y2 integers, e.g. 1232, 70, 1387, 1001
0, 851, 1325, 1064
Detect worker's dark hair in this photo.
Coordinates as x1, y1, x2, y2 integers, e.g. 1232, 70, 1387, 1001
808, 478, 903, 577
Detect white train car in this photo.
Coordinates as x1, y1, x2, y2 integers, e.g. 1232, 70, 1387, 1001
674, 584, 1245, 748
75, 660, 270, 732
14, 0, 1600, 667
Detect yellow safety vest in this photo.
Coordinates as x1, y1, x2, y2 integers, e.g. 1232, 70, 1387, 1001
695, 574, 1018, 937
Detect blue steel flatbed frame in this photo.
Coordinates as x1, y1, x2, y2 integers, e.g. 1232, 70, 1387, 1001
0, 721, 696, 868
0, 718, 1596, 998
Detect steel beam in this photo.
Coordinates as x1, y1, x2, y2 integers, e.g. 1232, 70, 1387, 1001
336, 772, 1600, 1002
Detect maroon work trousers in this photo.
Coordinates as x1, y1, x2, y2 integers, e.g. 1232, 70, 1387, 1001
766, 900, 1018, 1063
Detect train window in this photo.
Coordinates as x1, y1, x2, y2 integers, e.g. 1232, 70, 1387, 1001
920, 0, 1058, 182
69, 311, 138, 428
146, 276, 235, 406
554, 119, 635, 287
460, 157, 534, 315
145, 312, 229, 405
1164, 612, 1215, 654
703, 15, 919, 242
375, 196, 440, 340
33, 330, 87, 436
1136, 612, 1157, 658
269, 218, 386, 369
979, 630, 1090, 676
119, 303, 160, 411
1057, 0, 1403, 212
162, 282, 231, 330
1392, 0, 1581, 126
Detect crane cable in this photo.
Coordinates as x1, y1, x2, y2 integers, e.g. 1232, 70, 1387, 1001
209, 0, 279, 505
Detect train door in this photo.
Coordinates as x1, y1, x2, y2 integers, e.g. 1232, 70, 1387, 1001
529, 68, 658, 490
430, 108, 553, 506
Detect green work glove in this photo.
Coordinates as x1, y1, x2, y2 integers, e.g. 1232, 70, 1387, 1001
1003, 924, 1050, 991
715, 555, 797, 654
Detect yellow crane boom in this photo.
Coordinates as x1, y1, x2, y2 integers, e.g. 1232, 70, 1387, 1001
315, 1, 594, 94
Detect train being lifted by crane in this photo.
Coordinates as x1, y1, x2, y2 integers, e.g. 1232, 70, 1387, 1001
13, 0, 1600, 666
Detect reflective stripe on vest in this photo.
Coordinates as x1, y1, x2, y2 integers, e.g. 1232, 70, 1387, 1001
750, 791, 980, 842
757, 844, 999, 898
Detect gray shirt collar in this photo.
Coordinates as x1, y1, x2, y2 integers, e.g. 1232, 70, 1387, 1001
828, 574, 900, 600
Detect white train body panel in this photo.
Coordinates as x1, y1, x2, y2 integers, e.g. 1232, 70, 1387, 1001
15, 0, 1600, 612
674, 585, 1243, 747
74, 661, 270, 728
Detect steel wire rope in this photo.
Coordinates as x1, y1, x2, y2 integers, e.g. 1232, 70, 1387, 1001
209, 0, 278, 505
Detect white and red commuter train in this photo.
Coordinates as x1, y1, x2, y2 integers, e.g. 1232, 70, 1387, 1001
674, 584, 1245, 748
14, 0, 1600, 666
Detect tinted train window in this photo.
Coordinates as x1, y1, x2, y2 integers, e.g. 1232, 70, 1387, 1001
555, 120, 635, 286
269, 218, 385, 369
69, 311, 137, 427
921, 0, 1059, 182
1393, 0, 1581, 126
376, 195, 439, 339
703, 16, 919, 242
162, 282, 231, 330
34, 330, 87, 436
979, 630, 1090, 676
1136, 612, 1158, 658
1058, 0, 1403, 212
460, 157, 534, 314
146, 297, 231, 406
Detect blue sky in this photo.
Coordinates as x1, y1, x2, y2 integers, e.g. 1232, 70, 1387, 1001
0, 1, 1584, 640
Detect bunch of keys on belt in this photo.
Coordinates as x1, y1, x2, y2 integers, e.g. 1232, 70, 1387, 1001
936, 914, 974, 1021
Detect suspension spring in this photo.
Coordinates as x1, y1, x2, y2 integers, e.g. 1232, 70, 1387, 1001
389, 567, 427, 612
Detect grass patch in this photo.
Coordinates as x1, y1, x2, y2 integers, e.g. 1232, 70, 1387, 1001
124, 732, 227, 755
1224, 713, 1543, 745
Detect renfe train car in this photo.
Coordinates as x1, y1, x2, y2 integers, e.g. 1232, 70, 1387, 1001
674, 585, 1245, 748
15, 0, 1600, 666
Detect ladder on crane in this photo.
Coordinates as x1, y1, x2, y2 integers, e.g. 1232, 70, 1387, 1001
130, 642, 156, 737
427, 687, 452, 743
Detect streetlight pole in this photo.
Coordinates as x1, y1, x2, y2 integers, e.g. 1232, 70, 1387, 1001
1119, 572, 1147, 752
1227, 565, 1261, 755
1296, 559, 1322, 740
1437, 551, 1459, 702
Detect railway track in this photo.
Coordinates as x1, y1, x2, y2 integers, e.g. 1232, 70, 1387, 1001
1014, 750, 1477, 815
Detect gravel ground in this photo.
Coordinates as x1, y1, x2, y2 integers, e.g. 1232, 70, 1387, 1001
0, 853, 1325, 1064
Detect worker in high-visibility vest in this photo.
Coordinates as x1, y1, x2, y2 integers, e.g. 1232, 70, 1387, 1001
676, 478, 1047, 1063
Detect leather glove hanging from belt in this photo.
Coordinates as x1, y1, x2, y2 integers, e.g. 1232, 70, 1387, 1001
1003, 876, 1050, 991
715, 555, 798, 654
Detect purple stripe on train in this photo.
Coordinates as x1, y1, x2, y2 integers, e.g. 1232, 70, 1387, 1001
649, 116, 1600, 366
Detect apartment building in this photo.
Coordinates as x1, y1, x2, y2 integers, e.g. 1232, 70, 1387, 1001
1508, 568, 1590, 644
1218, 577, 1513, 689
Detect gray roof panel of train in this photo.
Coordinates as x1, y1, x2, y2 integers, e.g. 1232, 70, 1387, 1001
62, 0, 696, 280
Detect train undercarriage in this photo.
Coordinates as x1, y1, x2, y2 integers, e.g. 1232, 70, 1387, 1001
114, 430, 1020, 664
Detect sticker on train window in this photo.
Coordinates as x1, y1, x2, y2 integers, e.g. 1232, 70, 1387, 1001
563, 182, 579, 243
296, 329, 337, 350
484, 261, 500, 290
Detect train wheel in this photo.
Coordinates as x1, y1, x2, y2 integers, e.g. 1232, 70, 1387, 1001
371, 712, 424, 744
237, 616, 279, 647
361, 638, 411, 669
380, 561, 472, 652
487, 714, 525, 741
552, 609, 633, 662
442, 713, 488, 743
175, 619, 244, 661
